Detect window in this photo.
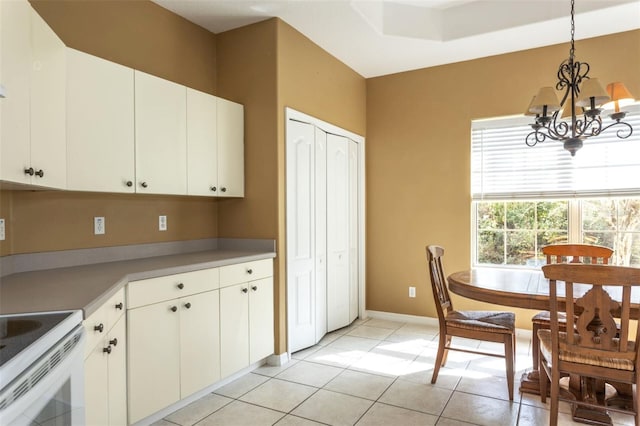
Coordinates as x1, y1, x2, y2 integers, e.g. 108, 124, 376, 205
472, 107, 640, 267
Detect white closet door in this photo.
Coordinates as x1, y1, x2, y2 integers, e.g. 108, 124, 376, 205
315, 128, 328, 341
286, 120, 317, 352
348, 139, 359, 322
327, 134, 350, 332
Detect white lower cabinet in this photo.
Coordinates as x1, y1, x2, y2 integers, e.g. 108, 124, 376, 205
127, 269, 221, 424
220, 260, 274, 378
126, 259, 272, 424
84, 289, 127, 426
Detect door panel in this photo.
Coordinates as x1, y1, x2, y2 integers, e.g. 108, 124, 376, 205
286, 120, 317, 352
349, 139, 359, 322
327, 134, 350, 332
315, 128, 328, 341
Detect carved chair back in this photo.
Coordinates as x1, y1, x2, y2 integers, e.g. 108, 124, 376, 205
427, 245, 452, 323
542, 244, 613, 265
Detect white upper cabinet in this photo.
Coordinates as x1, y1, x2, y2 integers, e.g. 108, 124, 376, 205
0, 0, 66, 188
134, 70, 187, 195
216, 97, 244, 197
67, 49, 135, 193
186, 88, 218, 196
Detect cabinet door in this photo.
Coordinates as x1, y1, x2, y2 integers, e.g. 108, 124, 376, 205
179, 290, 220, 397
216, 97, 244, 197
220, 284, 249, 378
186, 88, 217, 196
107, 316, 127, 426
67, 49, 135, 193
84, 337, 109, 426
249, 277, 274, 364
0, 0, 32, 185
128, 301, 180, 424
29, 7, 66, 189
134, 70, 187, 195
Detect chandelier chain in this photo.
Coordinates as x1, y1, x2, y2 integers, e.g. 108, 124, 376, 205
570, 0, 575, 61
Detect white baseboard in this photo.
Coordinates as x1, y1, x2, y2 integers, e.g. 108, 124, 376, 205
365, 310, 440, 327
268, 352, 290, 366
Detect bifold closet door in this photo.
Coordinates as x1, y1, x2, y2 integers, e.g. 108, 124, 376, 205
286, 120, 317, 352
349, 140, 359, 322
327, 134, 350, 332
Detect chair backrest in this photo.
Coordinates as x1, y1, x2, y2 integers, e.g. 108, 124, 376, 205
426, 245, 452, 322
542, 263, 640, 367
542, 244, 613, 265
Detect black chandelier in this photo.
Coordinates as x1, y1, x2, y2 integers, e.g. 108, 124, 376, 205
525, 0, 634, 156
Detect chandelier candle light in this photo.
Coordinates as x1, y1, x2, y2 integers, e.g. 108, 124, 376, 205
525, 0, 634, 156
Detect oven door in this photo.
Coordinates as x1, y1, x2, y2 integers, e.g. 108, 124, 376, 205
0, 325, 85, 426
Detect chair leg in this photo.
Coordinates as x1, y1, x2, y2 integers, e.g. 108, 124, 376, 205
635, 375, 639, 426
431, 333, 447, 384
532, 322, 540, 370
539, 352, 548, 403
549, 366, 559, 426
441, 336, 451, 366
504, 333, 515, 401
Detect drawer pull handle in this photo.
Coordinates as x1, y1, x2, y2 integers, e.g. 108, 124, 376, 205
210, 186, 217, 192
241, 287, 248, 293
103, 346, 112, 354
126, 181, 133, 187
24, 167, 34, 176
94, 323, 104, 333
247, 269, 253, 275
109, 338, 118, 346
177, 283, 185, 290
252, 285, 258, 291
184, 302, 191, 309
140, 181, 148, 188
115, 302, 123, 310
170, 306, 178, 312
34, 169, 44, 178
221, 187, 227, 193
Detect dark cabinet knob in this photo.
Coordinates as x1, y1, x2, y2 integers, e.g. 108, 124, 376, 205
210, 186, 217, 192
115, 302, 123, 310
241, 287, 248, 293
24, 167, 34, 176
247, 269, 253, 275
221, 187, 227, 193
94, 323, 104, 333
103, 346, 112, 354
34, 169, 44, 178
170, 306, 178, 312
140, 182, 148, 188
126, 181, 133, 187
251, 285, 258, 291
184, 302, 191, 309
109, 338, 118, 346
177, 283, 184, 290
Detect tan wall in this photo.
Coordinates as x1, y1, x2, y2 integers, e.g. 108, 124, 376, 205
0, 0, 220, 256
216, 18, 366, 353
30, 0, 217, 94
366, 30, 640, 329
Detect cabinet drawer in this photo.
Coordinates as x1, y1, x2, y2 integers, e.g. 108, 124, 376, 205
219, 259, 272, 288
84, 288, 125, 358
127, 268, 219, 309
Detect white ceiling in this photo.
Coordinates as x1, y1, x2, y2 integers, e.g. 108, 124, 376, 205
151, 0, 640, 78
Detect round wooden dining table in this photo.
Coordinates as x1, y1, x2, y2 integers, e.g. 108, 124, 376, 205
447, 267, 639, 425
448, 267, 640, 317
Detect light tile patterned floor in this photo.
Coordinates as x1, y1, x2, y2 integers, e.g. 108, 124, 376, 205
153, 318, 635, 426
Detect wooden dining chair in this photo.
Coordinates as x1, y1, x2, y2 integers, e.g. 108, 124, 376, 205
539, 263, 640, 426
426, 245, 516, 400
531, 244, 614, 375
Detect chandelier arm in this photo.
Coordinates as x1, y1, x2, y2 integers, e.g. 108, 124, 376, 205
601, 121, 634, 139
573, 115, 603, 138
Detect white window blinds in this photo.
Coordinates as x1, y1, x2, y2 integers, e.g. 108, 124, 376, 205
471, 106, 640, 200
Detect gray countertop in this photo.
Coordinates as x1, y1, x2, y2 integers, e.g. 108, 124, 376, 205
0, 249, 276, 317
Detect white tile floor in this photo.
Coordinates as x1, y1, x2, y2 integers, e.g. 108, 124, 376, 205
152, 317, 635, 426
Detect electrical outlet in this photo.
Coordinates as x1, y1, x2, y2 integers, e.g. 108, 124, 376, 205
159, 215, 167, 231
94, 217, 105, 235
409, 286, 416, 298
0, 218, 5, 241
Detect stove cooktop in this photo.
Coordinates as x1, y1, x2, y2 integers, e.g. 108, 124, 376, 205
0, 311, 76, 368
0, 310, 83, 388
